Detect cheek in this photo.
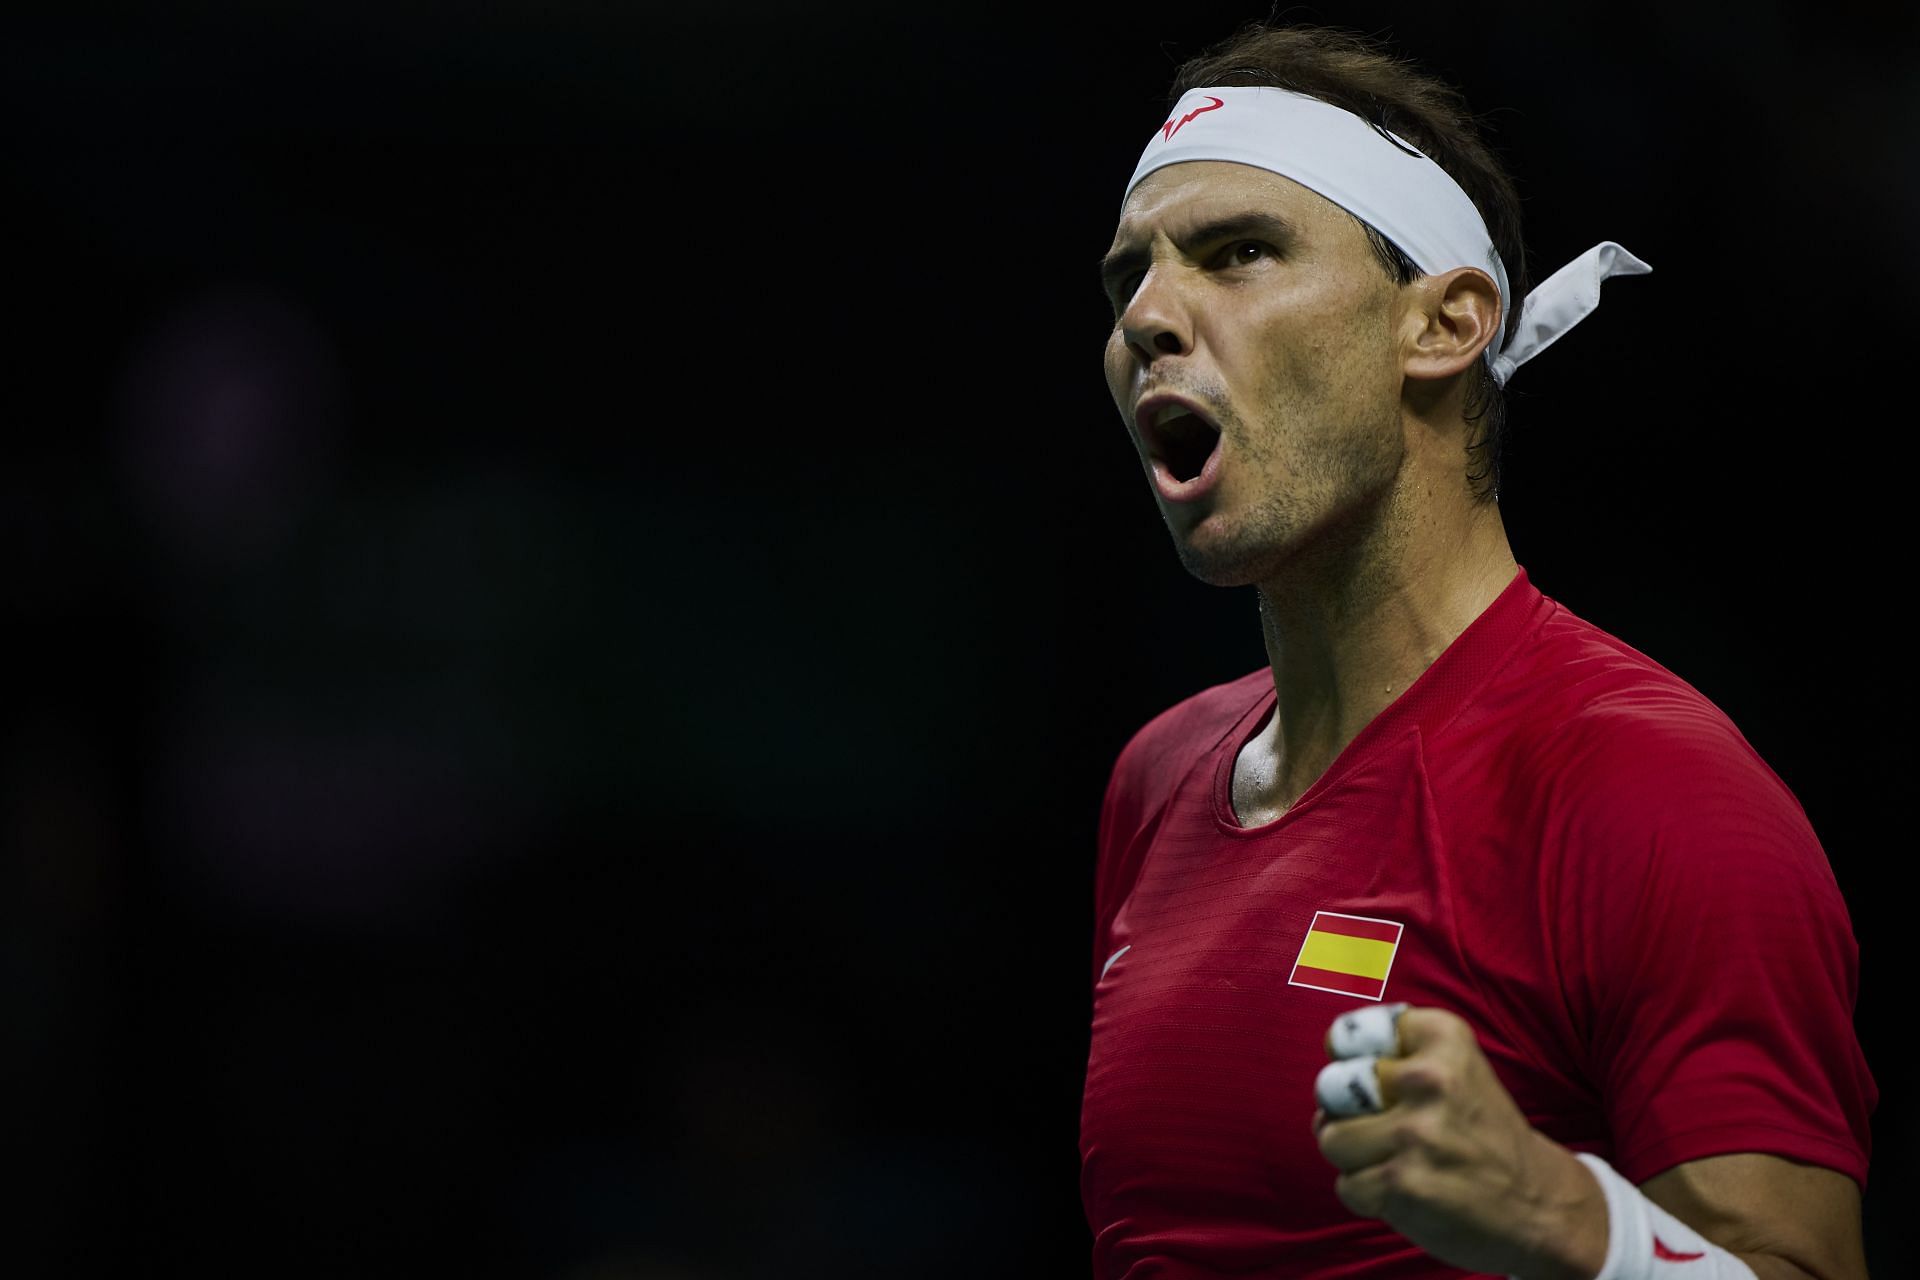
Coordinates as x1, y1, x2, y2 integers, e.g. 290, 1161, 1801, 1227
1103, 333, 1133, 405
1257, 311, 1388, 409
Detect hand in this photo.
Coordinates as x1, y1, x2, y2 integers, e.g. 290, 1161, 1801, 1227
1312, 1005, 1608, 1280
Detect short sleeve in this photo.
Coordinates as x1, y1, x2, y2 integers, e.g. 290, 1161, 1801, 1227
1549, 700, 1876, 1188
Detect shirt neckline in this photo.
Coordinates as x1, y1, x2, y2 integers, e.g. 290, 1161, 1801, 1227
1210, 565, 1548, 835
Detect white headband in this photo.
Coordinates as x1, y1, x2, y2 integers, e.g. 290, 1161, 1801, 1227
1125, 86, 1650, 386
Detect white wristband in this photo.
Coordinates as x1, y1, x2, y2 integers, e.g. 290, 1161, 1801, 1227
1575, 1154, 1758, 1280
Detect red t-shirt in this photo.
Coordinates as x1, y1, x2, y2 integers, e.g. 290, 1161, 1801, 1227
1079, 567, 1875, 1279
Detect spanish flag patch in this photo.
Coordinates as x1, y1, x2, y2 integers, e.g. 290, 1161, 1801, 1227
1288, 911, 1404, 1001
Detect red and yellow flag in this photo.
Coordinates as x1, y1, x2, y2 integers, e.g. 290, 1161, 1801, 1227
1288, 911, 1404, 1001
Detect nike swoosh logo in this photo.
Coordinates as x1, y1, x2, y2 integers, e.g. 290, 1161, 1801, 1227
1653, 1237, 1706, 1262
1101, 945, 1131, 979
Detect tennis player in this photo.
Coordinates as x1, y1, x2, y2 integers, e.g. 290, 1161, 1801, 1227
1079, 22, 1874, 1280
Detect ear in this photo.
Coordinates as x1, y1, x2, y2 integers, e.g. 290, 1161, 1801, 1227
1400, 267, 1503, 383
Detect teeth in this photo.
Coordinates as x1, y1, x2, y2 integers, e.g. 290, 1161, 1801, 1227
1152, 404, 1196, 429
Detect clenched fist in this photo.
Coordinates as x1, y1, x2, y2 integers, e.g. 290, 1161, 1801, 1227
1313, 1005, 1608, 1280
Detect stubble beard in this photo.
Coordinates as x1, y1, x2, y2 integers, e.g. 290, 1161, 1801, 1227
1168, 399, 1405, 592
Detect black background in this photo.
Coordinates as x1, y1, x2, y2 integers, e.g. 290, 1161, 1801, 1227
5, 2, 1912, 1275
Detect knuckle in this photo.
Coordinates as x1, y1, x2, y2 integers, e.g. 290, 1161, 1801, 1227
1402, 1118, 1459, 1176
1409, 1006, 1469, 1041
1396, 1060, 1448, 1097
1392, 1113, 1434, 1153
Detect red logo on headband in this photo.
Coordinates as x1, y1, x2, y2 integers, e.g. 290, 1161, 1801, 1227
1161, 96, 1224, 140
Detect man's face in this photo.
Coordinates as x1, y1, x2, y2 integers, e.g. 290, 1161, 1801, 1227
1102, 161, 1410, 588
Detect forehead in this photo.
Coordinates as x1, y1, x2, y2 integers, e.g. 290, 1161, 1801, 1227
1108, 160, 1356, 253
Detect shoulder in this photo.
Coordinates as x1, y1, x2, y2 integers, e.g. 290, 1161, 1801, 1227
1091, 667, 1270, 936
1438, 589, 1838, 920
1101, 666, 1269, 827
1489, 594, 1808, 836
1111, 666, 1269, 782
1483, 598, 1849, 968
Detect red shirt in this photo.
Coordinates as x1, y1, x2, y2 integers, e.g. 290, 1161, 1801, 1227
1079, 567, 1875, 1279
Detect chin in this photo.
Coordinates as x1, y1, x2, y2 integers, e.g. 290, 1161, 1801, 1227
1170, 529, 1286, 589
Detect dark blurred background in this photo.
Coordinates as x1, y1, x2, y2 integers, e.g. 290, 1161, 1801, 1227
4, 1, 1912, 1275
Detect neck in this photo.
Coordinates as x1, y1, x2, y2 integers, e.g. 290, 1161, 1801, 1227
1246, 460, 1518, 812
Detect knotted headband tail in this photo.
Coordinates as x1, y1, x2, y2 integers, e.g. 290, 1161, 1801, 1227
1488, 242, 1652, 387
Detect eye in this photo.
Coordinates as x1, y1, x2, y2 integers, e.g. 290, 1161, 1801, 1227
1225, 240, 1270, 265
1106, 271, 1145, 316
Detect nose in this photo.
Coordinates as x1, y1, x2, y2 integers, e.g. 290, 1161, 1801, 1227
1118, 269, 1191, 367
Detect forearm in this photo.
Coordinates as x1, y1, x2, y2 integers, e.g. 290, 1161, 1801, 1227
1515, 1147, 1848, 1280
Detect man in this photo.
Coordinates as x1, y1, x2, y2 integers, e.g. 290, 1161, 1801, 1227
1079, 23, 1874, 1280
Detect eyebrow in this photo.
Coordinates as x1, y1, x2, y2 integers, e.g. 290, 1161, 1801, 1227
1099, 211, 1303, 300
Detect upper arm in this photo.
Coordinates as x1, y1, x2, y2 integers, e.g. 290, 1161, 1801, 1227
1547, 705, 1875, 1186
1641, 1152, 1866, 1280
1541, 702, 1877, 1275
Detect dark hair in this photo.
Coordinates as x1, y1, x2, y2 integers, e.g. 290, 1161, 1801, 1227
1169, 23, 1529, 503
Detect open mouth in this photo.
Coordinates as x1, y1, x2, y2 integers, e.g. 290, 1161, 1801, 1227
1145, 404, 1222, 483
